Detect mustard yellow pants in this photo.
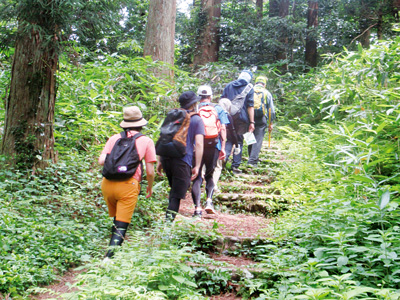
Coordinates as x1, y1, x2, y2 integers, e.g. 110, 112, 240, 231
101, 177, 140, 223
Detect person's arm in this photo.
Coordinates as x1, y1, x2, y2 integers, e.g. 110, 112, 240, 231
248, 106, 255, 133
98, 154, 106, 166
145, 162, 155, 198
267, 92, 275, 133
219, 124, 226, 160
191, 134, 204, 180
156, 156, 163, 176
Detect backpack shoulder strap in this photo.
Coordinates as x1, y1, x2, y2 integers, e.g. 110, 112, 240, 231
242, 83, 253, 97
121, 130, 128, 138
131, 132, 143, 140
122, 131, 143, 140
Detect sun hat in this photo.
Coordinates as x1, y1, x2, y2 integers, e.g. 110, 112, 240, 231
255, 76, 268, 85
238, 69, 253, 83
119, 106, 148, 128
178, 91, 201, 109
197, 85, 213, 97
218, 98, 232, 114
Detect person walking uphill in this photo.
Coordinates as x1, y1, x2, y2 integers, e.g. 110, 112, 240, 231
212, 98, 240, 192
192, 85, 229, 217
222, 70, 255, 175
156, 91, 204, 221
248, 76, 276, 167
98, 106, 156, 260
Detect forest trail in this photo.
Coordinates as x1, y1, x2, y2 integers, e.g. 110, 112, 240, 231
176, 141, 285, 299
33, 140, 285, 300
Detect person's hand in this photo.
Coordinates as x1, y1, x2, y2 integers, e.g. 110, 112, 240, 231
234, 144, 241, 155
156, 162, 163, 176
219, 149, 226, 160
191, 166, 199, 180
146, 186, 153, 198
249, 123, 255, 133
268, 124, 273, 133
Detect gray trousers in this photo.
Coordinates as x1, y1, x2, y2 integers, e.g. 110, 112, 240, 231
248, 115, 268, 165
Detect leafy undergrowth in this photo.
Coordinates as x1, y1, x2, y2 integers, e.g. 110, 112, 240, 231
233, 127, 400, 299
0, 153, 168, 299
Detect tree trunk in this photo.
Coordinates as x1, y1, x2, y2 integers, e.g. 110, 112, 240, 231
256, 0, 263, 19
359, 17, 371, 48
193, 0, 221, 67
1, 25, 58, 169
269, 0, 279, 17
394, 0, 400, 21
305, 0, 318, 68
143, 0, 177, 78
270, 0, 289, 70
377, 10, 383, 40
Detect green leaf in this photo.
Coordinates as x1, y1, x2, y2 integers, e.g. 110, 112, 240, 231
184, 280, 198, 288
172, 275, 186, 284
337, 256, 348, 267
353, 175, 375, 184
375, 121, 387, 133
378, 190, 390, 210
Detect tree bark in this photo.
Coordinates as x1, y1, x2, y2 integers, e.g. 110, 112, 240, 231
270, 0, 289, 70
256, 0, 263, 19
193, 0, 221, 67
377, 10, 383, 40
394, 0, 400, 21
143, 0, 177, 78
269, 0, 279, 17
1, 25, 58, 169
305, 0, 318, 68
359, 17, 371, 48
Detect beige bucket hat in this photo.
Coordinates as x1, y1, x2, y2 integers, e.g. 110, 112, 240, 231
119, 106, 148, 128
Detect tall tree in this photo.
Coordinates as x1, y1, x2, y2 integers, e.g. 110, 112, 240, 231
0, 1, 122, 169
269, 0, 290, 68
193, 0, 222, 66
256, 0, 263, 19
143, 0, 177, 78
305, 0, 318, 68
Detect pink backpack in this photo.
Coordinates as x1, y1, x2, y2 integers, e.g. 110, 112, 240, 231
198, 105, 221, 139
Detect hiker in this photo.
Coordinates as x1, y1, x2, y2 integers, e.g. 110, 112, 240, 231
156, 91, 204, 221
212, 98, 240, 192
98, 105, 156, 259
222, 70, 255, 174
192, 86, 229, 217
248, 76, 276, 167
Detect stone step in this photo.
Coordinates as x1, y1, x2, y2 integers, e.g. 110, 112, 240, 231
218, 182, 278, 194
214, 193, 284, 216
215, 193, 276, 202
233, 174, 274, 184
187, 261, 265, 281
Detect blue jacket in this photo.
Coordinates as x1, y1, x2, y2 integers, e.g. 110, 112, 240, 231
222, 79, 254, 123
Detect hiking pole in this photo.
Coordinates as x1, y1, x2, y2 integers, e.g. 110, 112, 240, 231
268, 108, 272, 148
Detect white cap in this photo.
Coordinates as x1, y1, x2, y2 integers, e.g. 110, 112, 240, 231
197, 85, 213, 97
238, 71, 252, 83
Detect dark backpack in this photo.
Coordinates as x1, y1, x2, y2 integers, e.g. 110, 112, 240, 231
102, 131, 143, 180
156, 108, 196, 158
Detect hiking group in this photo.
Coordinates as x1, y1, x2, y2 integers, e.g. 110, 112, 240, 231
98, 70, 276, 259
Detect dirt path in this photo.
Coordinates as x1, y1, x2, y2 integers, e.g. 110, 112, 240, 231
177, 193, 272, 239
33, 142, 283, 299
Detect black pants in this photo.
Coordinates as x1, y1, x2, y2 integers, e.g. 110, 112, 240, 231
191, 147, 220, 208
161, 157, 191, 220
